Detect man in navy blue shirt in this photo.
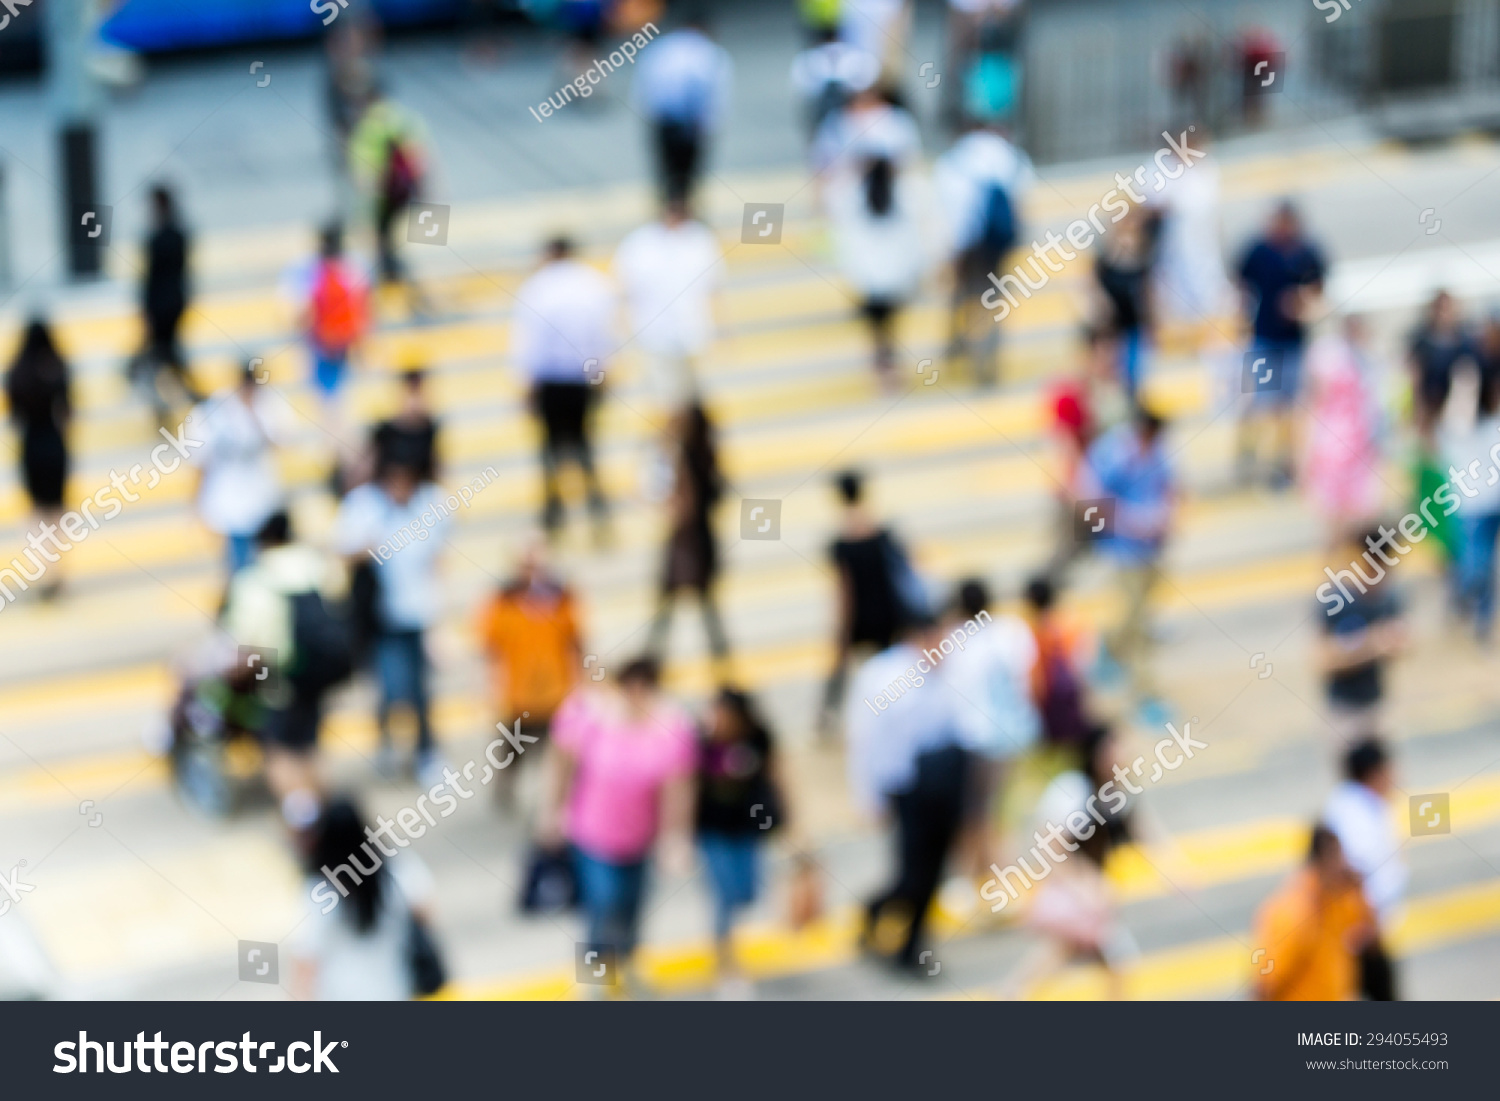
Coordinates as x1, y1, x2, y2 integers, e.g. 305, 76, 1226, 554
1236, 201, 1327, 488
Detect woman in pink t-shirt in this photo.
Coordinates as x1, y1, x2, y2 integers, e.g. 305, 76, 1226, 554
539, 657, 696, 970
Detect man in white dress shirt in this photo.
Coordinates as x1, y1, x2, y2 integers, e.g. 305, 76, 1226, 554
632, 12, 732, 204
512, 236, 616, 537
1323, 738, 1406, 1000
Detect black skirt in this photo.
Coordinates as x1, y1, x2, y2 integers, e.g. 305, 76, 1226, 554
20, 423, 67, 508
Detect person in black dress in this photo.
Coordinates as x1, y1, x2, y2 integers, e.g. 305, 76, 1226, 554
6, 319, 71, 599
129, 185, 200, 424
647, 402, 730, 665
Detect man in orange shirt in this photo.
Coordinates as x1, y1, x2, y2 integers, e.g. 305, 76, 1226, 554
1253, 823, 1375, 1001
478, 542, 584, 811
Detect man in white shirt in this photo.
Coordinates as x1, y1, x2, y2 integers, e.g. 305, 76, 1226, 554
933, 122, 1034, 386
845, 616, 969, 970
335, 460, 449, 784
512, 236, 615, 537
614, 200, 725, 419
1323, 738, 1406, 1000
632, 14, 732, 204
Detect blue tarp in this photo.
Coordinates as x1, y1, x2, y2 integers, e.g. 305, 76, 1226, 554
99, 0, 470, 52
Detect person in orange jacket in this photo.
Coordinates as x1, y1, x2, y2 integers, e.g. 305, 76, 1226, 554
1253, 823, 1375, 1001
477, 540, 585, 812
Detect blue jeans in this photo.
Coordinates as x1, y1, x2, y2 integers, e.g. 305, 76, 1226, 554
375, 629, 433, 754
1248, 339, 1303, 410
312, 349, 348, 397
226, 533, 257, 575
572, 848, 648, 955
699, 832, 761, 941
1461, 512, 1500, 631
1118, 329, 1148, 398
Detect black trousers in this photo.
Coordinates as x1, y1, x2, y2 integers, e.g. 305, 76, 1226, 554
532, 381, 605, 529
866, 744, 969, 966
1360, 939, 1397, 1001
655, 120, 703, 204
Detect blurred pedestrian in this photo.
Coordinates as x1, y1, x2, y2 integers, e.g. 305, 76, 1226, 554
478, 538, 584, 811
1323, 738, 1406, 1000
128, 185, 200, 426
188, 362, 285, 576
942, 579, 1040, 884
334, 459, 448, 785
830, 151, 932, 385
512, 235, 614, 538
4, 319, 71, 600
1146, 126, 1234, 342
1080, 404, 1175, 724
789, 29, 881, 143
220, 511, 348, 810
539, 657, 696, 988
324, 14, 380, 170
1235, 200, 1327, 489
846, 615, 968, 971
348, 93, 429, 287
293, 224, 370, 414
695, 686, 787, 995
1316, 526, 1407, 742
631, 11, 732, 205
371, 368, 441, 487
1022, 575, 1090, 748
947, 0, 1023, 133
1407, 290, 1478, 447
995, 726, 1140, 1000
1092, 206, 1157, 399
292, 798, 439, 1001
1447, 371, 1500, 639
646, 402, 731, 665
1045, 328, 1129, 574
839, 0, 911, 86
934, 119, 1033, 386
812, 83, 922, 191
819, 470, 920, 734
1253, 824, 1374, 1001
614, 199, 724, 424
1302, 315, 1384, 542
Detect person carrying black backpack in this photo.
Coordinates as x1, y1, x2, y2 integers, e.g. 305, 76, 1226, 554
221, 511, 353, 818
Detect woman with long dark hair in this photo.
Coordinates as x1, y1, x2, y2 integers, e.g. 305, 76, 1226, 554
5, 319, 71, 599
647, 402, 731, 662
695, 686, 789, 995
291, 797, 437, 1000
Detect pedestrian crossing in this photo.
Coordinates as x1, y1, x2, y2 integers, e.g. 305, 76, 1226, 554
4, 137, 1500, 998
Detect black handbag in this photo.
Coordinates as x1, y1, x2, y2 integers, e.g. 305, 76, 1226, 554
519, 843, 579, 913
406, 913, 447, 997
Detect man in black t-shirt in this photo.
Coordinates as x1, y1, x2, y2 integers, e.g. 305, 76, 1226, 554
371, 368, 440, 484
820, 470, 913, 736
